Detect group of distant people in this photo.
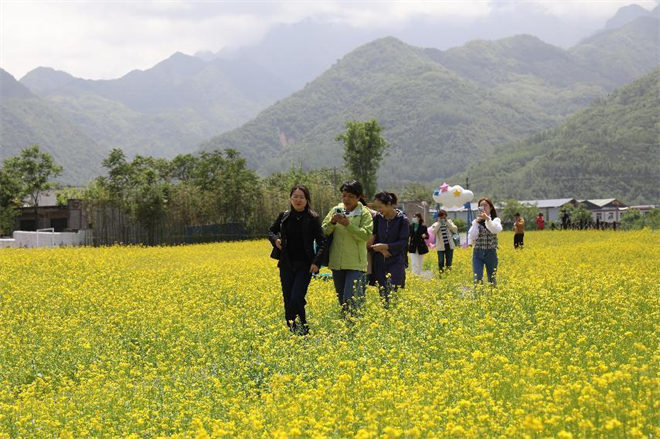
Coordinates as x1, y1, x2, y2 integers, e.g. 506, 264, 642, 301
268, 180, 502, 335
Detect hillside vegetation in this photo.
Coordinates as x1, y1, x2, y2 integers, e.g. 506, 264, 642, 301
460, 68, 660, 204
202, 17, 659, 186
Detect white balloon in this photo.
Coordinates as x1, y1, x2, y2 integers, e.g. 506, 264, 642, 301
432, 185, 474, 207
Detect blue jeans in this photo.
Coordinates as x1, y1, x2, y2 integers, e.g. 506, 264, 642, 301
473, 249, 498, 285
332, 270, 366, 307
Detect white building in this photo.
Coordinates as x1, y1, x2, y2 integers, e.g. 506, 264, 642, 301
518, 199, 579, 222
579, 199, 627, 223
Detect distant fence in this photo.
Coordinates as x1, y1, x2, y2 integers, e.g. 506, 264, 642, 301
0, 225, 259, 248
0, 230, 92, 249
184, 223, 250, 244
90, 220, 257, 246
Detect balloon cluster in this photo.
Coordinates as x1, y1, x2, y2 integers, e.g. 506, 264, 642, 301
432, 182, 474, 208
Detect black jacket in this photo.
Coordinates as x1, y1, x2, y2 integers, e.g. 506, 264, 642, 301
269, 209, 326, 269
408, 224, 429, 254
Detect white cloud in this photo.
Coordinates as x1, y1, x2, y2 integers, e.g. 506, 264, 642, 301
1, 0, 655, 80
1, 1, 274, 79
533, 0, 656, 20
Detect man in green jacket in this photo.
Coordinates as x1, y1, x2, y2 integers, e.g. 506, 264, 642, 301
322, 180, 374, 311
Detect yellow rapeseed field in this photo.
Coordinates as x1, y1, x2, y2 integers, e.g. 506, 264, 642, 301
0, 230, 658, 438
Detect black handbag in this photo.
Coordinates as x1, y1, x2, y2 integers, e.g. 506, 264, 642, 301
269, 210, 288, 260
318, 233, 333, 267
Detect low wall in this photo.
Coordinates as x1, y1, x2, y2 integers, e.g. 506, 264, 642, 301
0, 230, 91, 249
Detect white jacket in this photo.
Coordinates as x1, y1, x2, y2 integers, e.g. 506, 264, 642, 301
468, 217, 502, 246
431, 219, 458, 250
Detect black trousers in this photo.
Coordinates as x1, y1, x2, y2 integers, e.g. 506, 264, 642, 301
514, 233, 524, 249
279, 266, 312, 326
437, 242, 454, 271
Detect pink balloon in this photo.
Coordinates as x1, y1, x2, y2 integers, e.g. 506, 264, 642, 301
425, 228, 436, 249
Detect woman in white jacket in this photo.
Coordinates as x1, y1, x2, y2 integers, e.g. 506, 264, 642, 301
468, 198, 502, 286
431, 209, 458, 273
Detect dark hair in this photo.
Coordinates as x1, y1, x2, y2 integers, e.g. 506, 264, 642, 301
514, 212, 520, 217
538, 213, 543, 216
477, 197, 498, 218
437, 209, 447, 218
340, 180, 363, 198
290, 184, 312, 210
373, 191, 398, 206
413, 213, 424, 225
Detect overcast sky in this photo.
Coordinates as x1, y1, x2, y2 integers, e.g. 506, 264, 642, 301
1, 0, 657, 80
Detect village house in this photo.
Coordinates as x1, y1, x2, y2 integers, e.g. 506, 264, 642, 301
579, 199, 627, 223
15, 192, 88, 232
519, 198, 579, 222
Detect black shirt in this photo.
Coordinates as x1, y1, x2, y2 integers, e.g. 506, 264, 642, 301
285, 210, 307, 265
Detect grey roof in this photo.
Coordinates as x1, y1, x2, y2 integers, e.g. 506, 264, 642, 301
584, 198, 619, 207
518, 198, 576, 208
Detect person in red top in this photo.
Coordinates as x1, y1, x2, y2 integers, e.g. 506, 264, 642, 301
536, 213, 545, 230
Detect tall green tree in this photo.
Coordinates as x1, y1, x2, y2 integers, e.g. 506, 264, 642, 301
0, 167, 23, 236
2, 145, 62, 230
216, 149, 260, 224
335, 119, 389, 199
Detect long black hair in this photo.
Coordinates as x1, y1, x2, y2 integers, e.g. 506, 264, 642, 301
477, 197, 498, 219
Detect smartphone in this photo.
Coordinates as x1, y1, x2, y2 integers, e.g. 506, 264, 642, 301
478, 206, 485, 215
335, 207, 344, 216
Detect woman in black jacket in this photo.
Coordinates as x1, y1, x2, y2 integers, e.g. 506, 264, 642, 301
408, 213, 429, 275
269, 185, 326, 335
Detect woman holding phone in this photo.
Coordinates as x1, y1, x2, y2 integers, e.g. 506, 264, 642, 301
431, 209, 458, 273
468, 198, 502, 286
322, 180, 374, 312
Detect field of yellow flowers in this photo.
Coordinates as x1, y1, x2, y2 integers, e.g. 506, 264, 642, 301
0, 230, 658, 438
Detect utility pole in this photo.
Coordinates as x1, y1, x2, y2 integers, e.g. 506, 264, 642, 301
464, 175, 472, 247
333, 167, 338, 196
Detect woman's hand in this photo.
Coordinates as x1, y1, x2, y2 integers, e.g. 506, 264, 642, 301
332, 214, 350, 226
422, 234, 428, 239
477, 212, 490, 222
309, 264, 320, 274
372, 243, 389, 253
382, 250, 393, 258
275, 239, 282, 250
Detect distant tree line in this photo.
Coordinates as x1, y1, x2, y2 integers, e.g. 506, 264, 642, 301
4, 114, 654, 241
0, 119, 391, 242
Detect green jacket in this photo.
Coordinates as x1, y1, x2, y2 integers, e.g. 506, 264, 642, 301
322, 202, 374, 271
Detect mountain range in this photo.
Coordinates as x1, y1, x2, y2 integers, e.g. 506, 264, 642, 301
200, 4, 657, 92
201, 15, 659, 186
1, 4, 658, 202
0, 69, 106, 184
16, 53, 293, 161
